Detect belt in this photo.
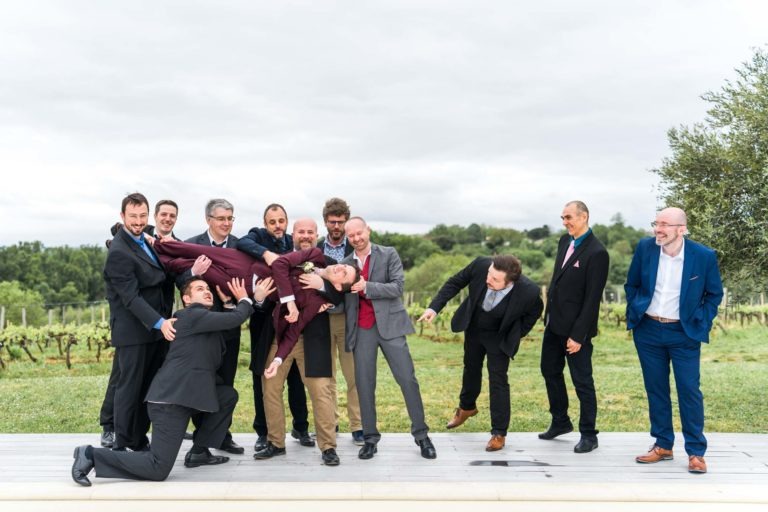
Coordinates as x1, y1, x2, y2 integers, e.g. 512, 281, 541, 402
645, 314, 680, 324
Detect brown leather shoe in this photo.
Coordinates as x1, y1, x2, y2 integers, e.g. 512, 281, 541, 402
688, 455, 707, 474
635, 444, 674, 464
485, 435, 505, 452
446, 407, 478, 429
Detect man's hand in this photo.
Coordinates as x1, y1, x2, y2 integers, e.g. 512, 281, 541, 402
226, 277, 248, 301
350, 275, 366, 294
264, 359, 281, 379
215, 284, 233, 305
566, 338, 582, 354
161, 318, 177, 341
191, 255, 212, 276
284, 301, 299, 323
299, 273, 324, 290
418, 309, 437, 323
253, 277, 276, 302
263, 251, 279, 266
144, 236, 156, 247
317, 303, 333, 314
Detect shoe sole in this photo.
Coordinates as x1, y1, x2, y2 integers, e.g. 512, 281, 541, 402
253, 451, 286, 460
72, 447, 92, 487
184, 457, 230, 468
636, 456, 674, 463
323, 459, 341, 466
538, 428, 574, 440
688, 468, 707, 474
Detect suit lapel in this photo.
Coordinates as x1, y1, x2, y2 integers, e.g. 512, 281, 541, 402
553, 234, 591, 283
647, 241, 660, 291
367, 244, 378, 280
680, 240, 693, 304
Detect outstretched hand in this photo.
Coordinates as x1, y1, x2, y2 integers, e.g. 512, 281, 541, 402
417, 309, 436, 323
226, 277, 248, 301
253, 277, 276, 302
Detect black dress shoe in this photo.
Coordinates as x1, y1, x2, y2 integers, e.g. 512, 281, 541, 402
100, 431, 114, 448
253, 442, 286, 460
358, 442, 377, 460
72, 445, 94, 486
322, 448, 340, 466
416, 437, 437, 459
291, 429, 315, 447
574, 437, 598, 453
219, 438, 245, 454
538, 424, 574, 440
254, 435, 267, 452
184, 449, 230, 468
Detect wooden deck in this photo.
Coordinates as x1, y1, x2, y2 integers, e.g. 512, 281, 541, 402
1, 432, 766, 511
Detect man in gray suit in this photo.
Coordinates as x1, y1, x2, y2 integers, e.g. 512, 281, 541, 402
342, 217, 436, 460
71, 277, 252, 485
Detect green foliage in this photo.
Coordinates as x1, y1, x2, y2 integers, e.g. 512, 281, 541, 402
0, 281, 46, 326
654, 47, 768, 288
0, 242, 107, 304
370, 231, 440, 269
404, 253, 472, 303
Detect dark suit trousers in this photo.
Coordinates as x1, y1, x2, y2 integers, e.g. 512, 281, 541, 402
633, 317, 706, 456
99, 351, 119, 431
462, 329, 511, 436
113, 341, 167, 450
540, 326, 598, 439
249, 309, 308, 435
93, 386, 237, 481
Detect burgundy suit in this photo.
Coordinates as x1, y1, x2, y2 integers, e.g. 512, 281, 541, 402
154, 241, 334, 360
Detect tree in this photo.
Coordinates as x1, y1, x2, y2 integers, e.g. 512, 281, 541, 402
654, 48, 768, 288
0, 281, 46, 326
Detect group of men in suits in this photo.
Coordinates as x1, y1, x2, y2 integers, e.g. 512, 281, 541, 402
418, 201, 722, 474
74, 195, 723, 484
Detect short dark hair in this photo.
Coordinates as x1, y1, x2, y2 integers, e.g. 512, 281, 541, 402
322, 197, 351, 221
121, 192, 149, 214
263, 203, 287, 222
339, 266, 362, 293
180, 276, 207, 305
155, 199, 178, 216
491, 254, 522, 284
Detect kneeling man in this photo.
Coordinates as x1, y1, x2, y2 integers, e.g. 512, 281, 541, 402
71, 277, 253, 485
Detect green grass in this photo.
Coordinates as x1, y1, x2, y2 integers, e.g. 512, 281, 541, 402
1, 322, 766, 434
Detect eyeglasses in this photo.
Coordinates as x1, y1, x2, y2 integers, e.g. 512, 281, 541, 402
209, 216, 235, 223
650, 222, 684, 228
326, 220, 346, 226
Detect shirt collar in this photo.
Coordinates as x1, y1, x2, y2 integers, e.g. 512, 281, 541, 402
324, 237, 347, 249
571, 228, 591, 248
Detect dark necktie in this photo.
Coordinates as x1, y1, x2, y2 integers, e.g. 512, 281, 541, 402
212, 240, 225, 248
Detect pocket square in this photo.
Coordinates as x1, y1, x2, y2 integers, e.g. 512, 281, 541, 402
573, 260, 580, 268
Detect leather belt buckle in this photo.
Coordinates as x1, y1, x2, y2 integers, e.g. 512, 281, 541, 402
646, 314, 679, 324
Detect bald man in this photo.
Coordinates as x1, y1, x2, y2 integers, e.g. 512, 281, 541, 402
625, 207, 723, 474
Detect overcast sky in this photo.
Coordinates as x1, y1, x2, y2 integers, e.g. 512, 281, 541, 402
0, 0, 765, 246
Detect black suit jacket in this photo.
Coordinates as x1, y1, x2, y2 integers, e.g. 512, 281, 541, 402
545, 232, 609, 343
146, 301, 253, 412
104, 228, 174, 347
428, 257, 543, 359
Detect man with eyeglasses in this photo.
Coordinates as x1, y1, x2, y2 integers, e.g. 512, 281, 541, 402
318, 198, 363, 445
539, 200, 609, 454
237, 204, 312, 451
625, 207, 723, 474
179, 198, 245, 456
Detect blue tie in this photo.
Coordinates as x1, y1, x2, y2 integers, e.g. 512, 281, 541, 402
138, 236, 159, 265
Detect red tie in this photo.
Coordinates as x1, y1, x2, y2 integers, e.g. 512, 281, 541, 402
561, 240, 575, 268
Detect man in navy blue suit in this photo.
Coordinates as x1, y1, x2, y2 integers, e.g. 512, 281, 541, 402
625, 207, 723, 474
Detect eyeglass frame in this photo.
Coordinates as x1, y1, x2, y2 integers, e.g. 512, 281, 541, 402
650, 221, 684, 228
208, 215, 235, 222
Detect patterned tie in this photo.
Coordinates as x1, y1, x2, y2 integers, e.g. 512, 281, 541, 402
482, 289, 499, 312
561, 240, 575, 268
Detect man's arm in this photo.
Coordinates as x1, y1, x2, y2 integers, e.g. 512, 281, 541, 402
699, 248, 724, 324
236, 228, 273, 260
105, 249, 164, 330
569, 247, 610, 344
520, 287, 544, 338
